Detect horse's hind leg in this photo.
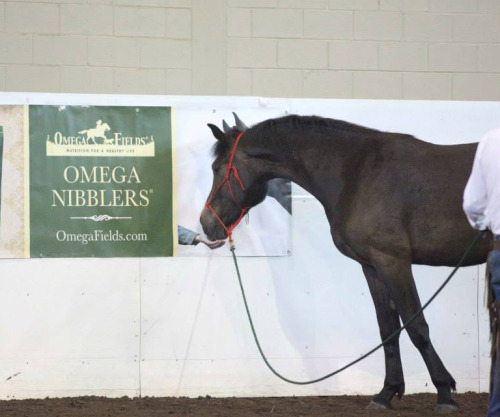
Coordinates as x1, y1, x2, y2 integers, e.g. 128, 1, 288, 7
373, 255, 458, 412
362, 264, 405, 409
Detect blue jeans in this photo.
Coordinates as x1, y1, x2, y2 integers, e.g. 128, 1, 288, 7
489, 236, 500, 417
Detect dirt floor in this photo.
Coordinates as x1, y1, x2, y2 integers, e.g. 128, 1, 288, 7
0, 392, 489, 417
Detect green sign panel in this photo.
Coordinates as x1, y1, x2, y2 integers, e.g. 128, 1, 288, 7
29, 105, 174, 258
0, 126, 3, 230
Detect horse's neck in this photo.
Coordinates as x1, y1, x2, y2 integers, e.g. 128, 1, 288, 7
250, 126, 355, 207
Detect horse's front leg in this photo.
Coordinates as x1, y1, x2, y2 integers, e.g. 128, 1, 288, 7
362, 264, 405, 409
372, 254, 459, 413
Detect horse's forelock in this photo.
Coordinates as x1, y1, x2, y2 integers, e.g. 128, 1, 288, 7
210, 127, 243, 160
211, 139, 229, 159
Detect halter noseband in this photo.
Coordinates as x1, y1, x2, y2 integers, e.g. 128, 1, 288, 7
205, 131, 250, 245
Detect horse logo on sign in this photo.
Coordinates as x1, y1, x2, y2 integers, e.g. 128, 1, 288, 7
78, 120, 111, 144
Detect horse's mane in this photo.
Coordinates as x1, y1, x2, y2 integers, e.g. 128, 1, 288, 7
253, 115, 382, 136
211, 115, 410, 159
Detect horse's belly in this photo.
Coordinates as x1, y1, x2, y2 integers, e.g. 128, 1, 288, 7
411, 237, 489, 267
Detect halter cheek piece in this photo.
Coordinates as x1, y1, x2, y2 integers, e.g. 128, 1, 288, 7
205, 132, 250, 244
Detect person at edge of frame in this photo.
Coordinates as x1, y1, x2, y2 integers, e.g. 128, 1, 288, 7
463, 127, 500, 417
178, 225, 225, 250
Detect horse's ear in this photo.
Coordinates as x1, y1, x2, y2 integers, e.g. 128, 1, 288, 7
207, 123, 226, 142
222, 120, 231, 134
233, 112, 247, 130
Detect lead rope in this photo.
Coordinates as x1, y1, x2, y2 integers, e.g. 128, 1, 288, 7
229, 230, 485, 385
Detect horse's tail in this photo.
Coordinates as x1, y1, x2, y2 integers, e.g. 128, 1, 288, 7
488, 250, 498, 397
78, 129, 88, 134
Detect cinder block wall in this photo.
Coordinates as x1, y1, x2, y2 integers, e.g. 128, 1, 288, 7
1, 0, 500, 100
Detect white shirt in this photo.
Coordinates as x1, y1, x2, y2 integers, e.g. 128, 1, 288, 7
463, 128, 500, 235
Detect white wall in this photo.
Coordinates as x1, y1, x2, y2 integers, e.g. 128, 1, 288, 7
0, 93, 498, 400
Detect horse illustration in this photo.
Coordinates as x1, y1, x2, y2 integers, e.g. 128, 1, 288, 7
78, 120, 111, 144
200, 114, 491, 413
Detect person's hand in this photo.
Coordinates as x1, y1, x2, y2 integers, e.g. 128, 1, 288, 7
195, 235, 225, 249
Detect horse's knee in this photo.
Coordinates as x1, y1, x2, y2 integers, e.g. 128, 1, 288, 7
406, 327, 431, 350
381, 335, 401, 359
385, 347, 399, 359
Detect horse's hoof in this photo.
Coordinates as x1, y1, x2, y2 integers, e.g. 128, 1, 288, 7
366, 401, 389, 411
434, 403, 459, 414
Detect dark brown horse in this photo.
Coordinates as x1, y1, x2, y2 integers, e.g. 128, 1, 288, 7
200, 114, 490, 412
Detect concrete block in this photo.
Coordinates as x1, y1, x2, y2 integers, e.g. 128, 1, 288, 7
228, 9, 252, 38
88, 37, 141, 67
404, 13, 452, 41
34, 35, 87, 66
304, 10, 353, 39
379, 0, 402, 10
113, 0, 191, 6
253, 69, 302, 97
328, 0, 352, 8
355, 11, 403, 40
113, 68, 166, 94
454, 14, 500, 43
278, 40, 328, 69
6, 3, 58, 34
0, 34, 33, 64
429, 43, 477, 72
478, 0, 500, 13
403, 72, 452, 99
453, 73, 500, 100
253, 9, 302, 38
192, 0, 226, 95
401, 0, 430, 11
0, 66, 5, 90
166, 69, 192, 94
60, 4, 113, 35
228, 38, 277, 68
353, 0, 378, 9
329, 0, 378, 9
114, 7, 166, 37
303, 70, 352, 98
478, 44, 500, 72
166, 9, 191, 39
278, 0, 329, 8
5, 65, 60, 92
0, 3, 5, 32
329, 40, 377, 70
379, 42, 427, 71
430, 0, 477, 13
60, 66, 113, 94
227, 69, 252, 95
140, 39, 191, 69
353, 71, 402, 98
229, 0, 277, 6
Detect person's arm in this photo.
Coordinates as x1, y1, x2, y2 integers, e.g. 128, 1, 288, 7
178, 225, 225, 249
178, 225, 200, 245
463, 140, 488, 230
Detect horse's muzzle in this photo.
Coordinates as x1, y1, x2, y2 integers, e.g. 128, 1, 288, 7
200, 207, 229, 241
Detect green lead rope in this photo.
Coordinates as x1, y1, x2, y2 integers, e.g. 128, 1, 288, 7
230, 230, 485, 385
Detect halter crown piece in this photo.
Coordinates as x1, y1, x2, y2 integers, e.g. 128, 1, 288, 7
205, 132, 249, 248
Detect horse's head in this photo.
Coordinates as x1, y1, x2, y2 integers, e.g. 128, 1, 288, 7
102, 123, 111, 132
200, 117, 268, 241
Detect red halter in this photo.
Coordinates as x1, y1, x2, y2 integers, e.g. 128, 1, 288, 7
205, 132, 250, 244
